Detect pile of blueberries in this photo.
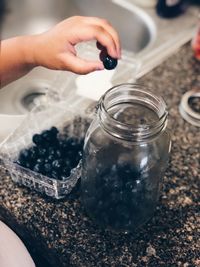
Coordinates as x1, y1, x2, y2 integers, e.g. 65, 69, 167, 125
16, 126, 84, 181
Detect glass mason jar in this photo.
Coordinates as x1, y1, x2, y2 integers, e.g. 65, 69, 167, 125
81, 84, 171, 233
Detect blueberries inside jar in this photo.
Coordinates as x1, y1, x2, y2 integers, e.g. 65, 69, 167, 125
82, 161, 159, 232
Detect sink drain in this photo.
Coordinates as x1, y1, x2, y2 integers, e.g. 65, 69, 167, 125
21, 90, 46, 111
0, 79, 50, 115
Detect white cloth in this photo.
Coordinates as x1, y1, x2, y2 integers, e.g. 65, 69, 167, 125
0, 221, 35, 267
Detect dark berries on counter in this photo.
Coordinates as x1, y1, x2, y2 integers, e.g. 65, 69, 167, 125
16, 126, 84, 181
103, 55, 118, 70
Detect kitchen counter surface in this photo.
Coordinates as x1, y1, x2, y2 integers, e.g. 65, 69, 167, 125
0, 43, 199, 267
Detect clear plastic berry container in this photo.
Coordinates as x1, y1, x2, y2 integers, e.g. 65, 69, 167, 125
0, 100, 93, 199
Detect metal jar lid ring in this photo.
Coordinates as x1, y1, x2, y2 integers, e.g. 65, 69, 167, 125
179, 89, 200, 127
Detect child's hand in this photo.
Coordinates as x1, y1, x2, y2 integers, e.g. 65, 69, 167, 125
31, 16, 121, 74
1, 16, 121, 87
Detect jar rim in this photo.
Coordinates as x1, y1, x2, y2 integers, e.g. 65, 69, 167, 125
99, 83, 168, 141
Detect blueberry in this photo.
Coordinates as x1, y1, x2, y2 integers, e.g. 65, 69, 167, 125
33, 163, 42, 173
52, 159, 63, 170
77, 152, 83, 161
62, 166, 71, 177
50, 126, 59, 136
17, 158, 26, 167
40, 129, 58, 145
32, 134, 43, 146
47, 147, 54, 156
38, 148, 47, 158
44, 158, 49, 163
58, 139, 66, 147
117, 163, 138, 181
18, 149, 31, 167
46, 154, 54, 163
59, 140, 69, 152
54, 149, 62, 159
76, 143, 84, 153
51, 170, 60, 179
19, 149, 30, 161
79, 138, 84, 148
24, 161, 33, 169
41, 130, 52, 143
28, 146, 38, 161
44, 163, 52, 174
67, 137, 79, 148
66, 149, 75, 159
70, 155, 81, 168
103, 55, 118, 70
99, 49, 107, 62
115, 204, 131, 225
125, 181, 135, 191
112, 179, 123, 192
75, 151, 82, 163
48, 147, 56, 156
36, 158, 45, 164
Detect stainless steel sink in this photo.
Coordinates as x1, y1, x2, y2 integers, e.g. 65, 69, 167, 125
0, 0, 199, 143
2, 0, 155, 53
1, 0, 156, 116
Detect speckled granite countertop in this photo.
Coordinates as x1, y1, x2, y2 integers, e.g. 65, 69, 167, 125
0, 43, 200, 267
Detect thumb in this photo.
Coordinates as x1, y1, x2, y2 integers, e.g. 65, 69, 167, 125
62, 53, 104, 74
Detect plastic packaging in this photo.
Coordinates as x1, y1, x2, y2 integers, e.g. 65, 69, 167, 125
0, 100, 93, 199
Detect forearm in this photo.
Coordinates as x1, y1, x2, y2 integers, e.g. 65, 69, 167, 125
0, 16, 121, 87
0, 36, 37, 87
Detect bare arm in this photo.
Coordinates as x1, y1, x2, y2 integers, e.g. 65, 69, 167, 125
0, 36, 36, 87
0, 16, 121, 87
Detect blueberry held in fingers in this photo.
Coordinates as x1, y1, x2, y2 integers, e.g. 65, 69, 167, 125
103, 55, 118, 70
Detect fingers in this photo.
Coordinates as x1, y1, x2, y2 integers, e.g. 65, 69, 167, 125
61, 53, 104, 74
35, 16, 121, 75
94, 27, 119, 59
67, 16, 121, 59
86, 17, 121, 57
